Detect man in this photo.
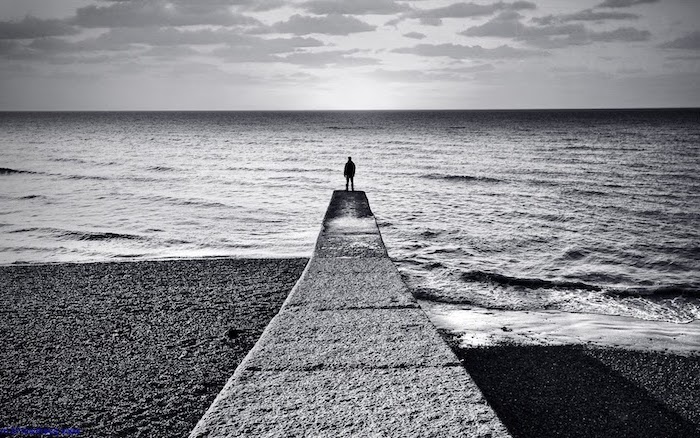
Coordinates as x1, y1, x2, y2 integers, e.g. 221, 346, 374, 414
344, 156, 355, 191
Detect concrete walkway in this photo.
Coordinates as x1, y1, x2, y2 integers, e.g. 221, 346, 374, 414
190, 191, 510, 437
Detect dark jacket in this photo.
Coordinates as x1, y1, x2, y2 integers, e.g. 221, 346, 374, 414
344, 161, 355, 178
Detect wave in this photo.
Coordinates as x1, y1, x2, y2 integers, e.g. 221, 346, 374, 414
460, 270, 602, 291
382, 140, 420, 145
181, 199, 228, 208
422, 173, 501, 183
144, 194, 228, 209
50, 157, 88, 164
420, 230, 442, 238
66, 174, 110, 181
6, 226, 145, 242
608, 284, 699, 298
61, 231, 144, 241
148, 166, 177, 172
444, 269, 700, 298
0, 168, 35, 175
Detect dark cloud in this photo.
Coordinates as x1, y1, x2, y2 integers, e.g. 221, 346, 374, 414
462, 12, 577, 39
88, 27, 322, 48
399, 1, 536, 26
448, 64, 496, 73
244, 0, 287, 12
461, 12, 650, 48
365, 64, 495, 84
142, 45, 201, 59
0, 40, 22, 55
212, 36, 328, 62
392, 43, 548, 59
72, 0, 261, 28
368, 68, 455, 83
0, 16, 79, 40
21, 28, 324, 66
591, 27, 650, 42
279, 49, 380, 67
532, 9, 638, 25
265, 14, 376, 36
47, 53, 136, 66
28, 36, 132, 53
659, 31, 700, 50
597, 0, 658, 8
300, 0, 408, 16
208, 46, 279, 62
403, 32, 427, 40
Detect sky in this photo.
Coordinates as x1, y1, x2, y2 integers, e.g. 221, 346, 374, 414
0, 0, 698, 110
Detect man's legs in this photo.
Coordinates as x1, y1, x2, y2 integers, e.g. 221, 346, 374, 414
345, 176, 349, 191
350, 177, 354, 191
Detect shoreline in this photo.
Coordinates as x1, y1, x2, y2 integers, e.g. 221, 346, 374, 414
0, 254, 312, 268
421, 301, 700, 356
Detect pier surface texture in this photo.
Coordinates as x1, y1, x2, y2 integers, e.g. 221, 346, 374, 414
190, 191, 510, 437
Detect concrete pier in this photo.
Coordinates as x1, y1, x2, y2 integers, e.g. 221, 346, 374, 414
190, 191, 510, 437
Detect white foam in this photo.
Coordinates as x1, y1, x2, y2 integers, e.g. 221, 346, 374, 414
421, 300, 700, 356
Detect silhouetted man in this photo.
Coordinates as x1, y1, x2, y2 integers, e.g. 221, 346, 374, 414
344, 157, 355, 191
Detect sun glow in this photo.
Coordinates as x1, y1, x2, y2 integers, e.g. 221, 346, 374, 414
313, 77, 398, 110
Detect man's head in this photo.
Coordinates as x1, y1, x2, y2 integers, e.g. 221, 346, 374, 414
348, 156, 352, 161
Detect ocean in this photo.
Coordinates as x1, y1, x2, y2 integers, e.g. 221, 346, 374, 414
1, 109, 699, 327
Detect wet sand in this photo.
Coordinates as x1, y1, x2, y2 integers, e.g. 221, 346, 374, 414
0, 258, 307, 438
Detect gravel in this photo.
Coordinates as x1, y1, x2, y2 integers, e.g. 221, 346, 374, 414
0, 258, 307, 438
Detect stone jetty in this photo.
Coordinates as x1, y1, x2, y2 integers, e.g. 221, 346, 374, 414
190, 190, 510, 437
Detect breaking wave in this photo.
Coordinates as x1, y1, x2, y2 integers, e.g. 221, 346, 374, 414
60, 230, 144, 241
0, 168, 35, 175
460, 270, 602, 291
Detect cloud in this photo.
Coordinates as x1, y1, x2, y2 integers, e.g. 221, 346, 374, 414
597, 0, 658, 8
300, 0, 408, 15
448, 64, 497, 73
72, 0, 261, 28
400, 1, 536, 26
461, 12, 650, 48
0, 40, 23, 56
28, 36, 133, 53
368, 68, 455, 83
365, 64, 495, 84
0, 16, 80, 39
591, 27, 650, 42
392, 43, 548, 59
212, 36, 328, 62
532, 9, 638, 25
21, 28, 325, 66
265, 14, 376, 35
659, 31, 700, 50
403, 32, 427, 40
142, 45, 201, 59
88, 27, 323, 48
278, 49, 380, 67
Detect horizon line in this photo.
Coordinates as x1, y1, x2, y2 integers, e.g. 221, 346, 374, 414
1, 106, 699, 113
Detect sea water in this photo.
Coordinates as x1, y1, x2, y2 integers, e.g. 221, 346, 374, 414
1, 110, 699, 343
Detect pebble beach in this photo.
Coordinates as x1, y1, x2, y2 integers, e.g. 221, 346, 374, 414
0, 258, 307, 437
